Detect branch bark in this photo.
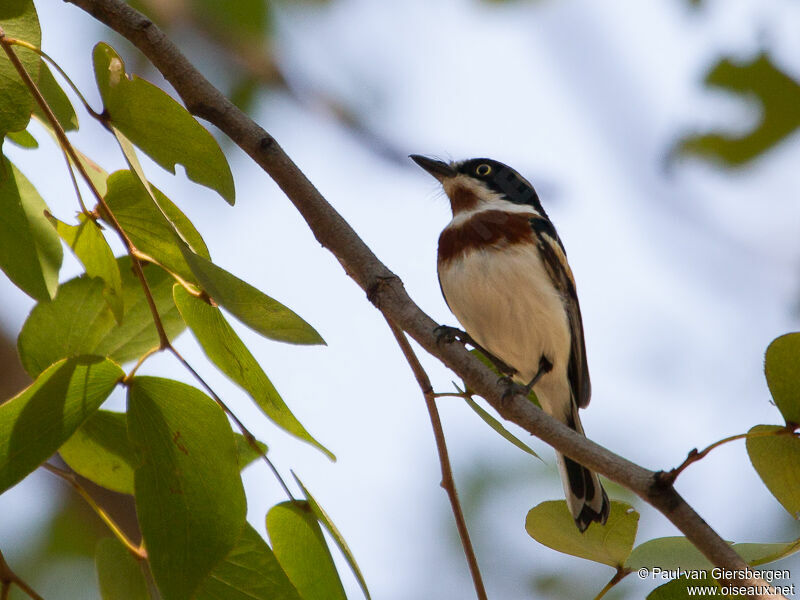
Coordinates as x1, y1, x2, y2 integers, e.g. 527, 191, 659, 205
59, 1, 786, 596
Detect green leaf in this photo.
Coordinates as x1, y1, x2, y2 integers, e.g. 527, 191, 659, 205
32, 61, 78, 132
50, 214, 124, 322
0, 356, 122, 494
647, 575, 738, 600
0, 0, 41, 137
626, 537, 712, 570
525, 500, 638, 567
676, 53, 800, 166
734, 538, 800, 566
764, 333, 800, 425
182, 250, 325, 345
293, 473, 371, 600
74, 147, 109, 197
464, 395, 540, 459
128, 377, 247, 600
174, 286, 333, 459
92, 43, 235, 204
189, 0, 270, 40
102, 169, 210, 283
60, 408, 266, 494
0, 157, 62, 300
18, 256, 185, 377
96, 537, 150, 600
6, 128, 37, 148
59, 410, 135, 494
234, 434, 268, 469
266, 501, 347, 600
195, 523, 301, 600
746, 425, 800, 519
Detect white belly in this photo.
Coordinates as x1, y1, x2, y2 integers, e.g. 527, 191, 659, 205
439, 244, 573, 419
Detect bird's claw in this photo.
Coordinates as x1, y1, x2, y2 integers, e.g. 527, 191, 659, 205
499, 377, 530, 405
434, 325, 464, 345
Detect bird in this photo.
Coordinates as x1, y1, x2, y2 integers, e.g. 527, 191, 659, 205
410, 154, 610, 532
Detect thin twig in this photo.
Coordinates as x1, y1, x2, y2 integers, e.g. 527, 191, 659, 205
385, 318, 487, 600
42, 463, 146, 560
660, 428, 799, 485
0, 548, 44, 600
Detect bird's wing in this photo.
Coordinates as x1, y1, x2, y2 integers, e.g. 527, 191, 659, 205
530, 217, 592, 408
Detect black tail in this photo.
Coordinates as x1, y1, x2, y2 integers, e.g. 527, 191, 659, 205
556, 403, 610, 532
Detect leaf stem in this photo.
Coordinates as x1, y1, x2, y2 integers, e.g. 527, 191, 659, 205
661, 427, 799, 484
385, 318, 487, 600
41, 463, 146, 560
0, 548, 44, 600
593, 568, 630, 600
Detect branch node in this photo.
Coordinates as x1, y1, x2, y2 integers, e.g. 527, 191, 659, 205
259, 135, 275, 151
366, 274, 400, 307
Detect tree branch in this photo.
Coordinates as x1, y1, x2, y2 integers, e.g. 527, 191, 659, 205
385, 318, 487, 600
59, 1, 786, 596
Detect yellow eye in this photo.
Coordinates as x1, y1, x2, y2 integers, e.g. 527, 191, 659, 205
476, 164, 491, 176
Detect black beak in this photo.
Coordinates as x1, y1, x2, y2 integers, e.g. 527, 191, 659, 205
409, 155, 457, 180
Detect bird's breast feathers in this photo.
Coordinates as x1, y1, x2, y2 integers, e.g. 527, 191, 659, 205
437, 211, 572, 387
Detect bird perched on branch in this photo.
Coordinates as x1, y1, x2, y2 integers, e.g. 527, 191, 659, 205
410, 154, 609, 532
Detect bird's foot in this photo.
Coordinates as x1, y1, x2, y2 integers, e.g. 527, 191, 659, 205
434, 325, 518, 377
499, 355, 553, 404
434, 325, 464, 345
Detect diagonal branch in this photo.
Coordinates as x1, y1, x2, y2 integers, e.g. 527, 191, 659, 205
59, 1, 786, 596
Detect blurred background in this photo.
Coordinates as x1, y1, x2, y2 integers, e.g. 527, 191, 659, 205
1, 0, 799, 598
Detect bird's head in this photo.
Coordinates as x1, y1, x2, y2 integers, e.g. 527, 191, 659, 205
409, 155, 544, 217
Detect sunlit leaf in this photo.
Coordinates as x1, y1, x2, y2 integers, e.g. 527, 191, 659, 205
96, 537, 150, 600
0, 356, 122, 494
0, 157, 62, 300
746, 425, 800, 519
195, 523, 301, 600
128, 377, 246, 600
6, 129, 37, 148
18, 257, 185, 377
525, 500, 638, 567
50, 213, 123, 322
677, 53, 800, 166
102, 169, 210, 283
174, 286, 332, 459
32, 60, 78, 131
60, 410, 134, 494
92, 43, 235, 204
60, 408, 266, 495
764, 333, 800, 425
266, 501, 347, 600
293, 473, 371, 599
0, 0, 41, 136
182, 250, 325, 345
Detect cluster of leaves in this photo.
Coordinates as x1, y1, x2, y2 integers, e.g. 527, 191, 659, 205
0, 2, 369, 599
523, 332, 800, 598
